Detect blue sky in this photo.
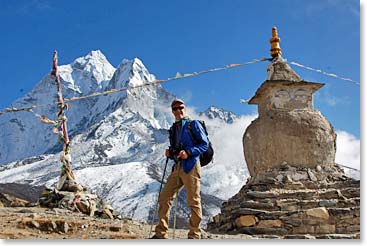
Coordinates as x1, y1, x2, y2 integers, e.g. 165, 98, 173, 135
0, 0, 360, 137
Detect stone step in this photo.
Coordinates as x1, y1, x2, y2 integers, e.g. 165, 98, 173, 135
246, 179, 360, 191
236, 187, 360, 201
208, 206, 360, 235
314, 233, 360, 239
250, 233, 359, 239
282, 233, 360, 239
227, 223, 360, 237
274, 197, 359, 210
228, 206, 360, 220
221, 197, 359, 214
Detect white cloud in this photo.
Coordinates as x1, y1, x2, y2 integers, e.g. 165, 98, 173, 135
335, 130, 360, 170
186, 109, 257, 200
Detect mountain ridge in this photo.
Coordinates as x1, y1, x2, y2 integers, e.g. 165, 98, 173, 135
0, 50, 249, 226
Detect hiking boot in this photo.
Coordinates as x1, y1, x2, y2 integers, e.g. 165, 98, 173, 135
149, 235, 165, 239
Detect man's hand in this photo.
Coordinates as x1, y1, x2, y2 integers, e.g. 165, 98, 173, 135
177, 150, 189, 159
165, 149, 171, 157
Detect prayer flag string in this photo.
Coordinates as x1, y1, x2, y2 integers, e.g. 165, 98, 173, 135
290, 61, 359, 86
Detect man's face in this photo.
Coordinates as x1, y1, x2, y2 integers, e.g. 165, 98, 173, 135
172, 103, 186, 120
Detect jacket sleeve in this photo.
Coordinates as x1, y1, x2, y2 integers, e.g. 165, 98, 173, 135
186, 120, 209, 157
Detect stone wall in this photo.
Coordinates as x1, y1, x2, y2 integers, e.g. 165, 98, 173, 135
207, 164, 360, 239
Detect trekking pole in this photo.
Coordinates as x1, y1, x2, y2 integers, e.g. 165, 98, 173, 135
172, 163, 181, 239
149, 157, 169, 238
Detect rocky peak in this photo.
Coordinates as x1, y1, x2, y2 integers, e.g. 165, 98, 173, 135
108, 57, 155, 90
60, 50, 116, 94
200, 106, 238, 124
71, 50, 112, 72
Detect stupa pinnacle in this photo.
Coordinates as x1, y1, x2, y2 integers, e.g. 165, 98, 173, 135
270, 26, 282, 58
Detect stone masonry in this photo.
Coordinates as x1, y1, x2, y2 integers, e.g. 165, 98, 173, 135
206, 164, 360, 239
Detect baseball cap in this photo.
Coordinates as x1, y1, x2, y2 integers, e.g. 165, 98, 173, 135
171, 99, 185, 108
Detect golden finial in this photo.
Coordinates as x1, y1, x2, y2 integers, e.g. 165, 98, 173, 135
270, 26, 282, 58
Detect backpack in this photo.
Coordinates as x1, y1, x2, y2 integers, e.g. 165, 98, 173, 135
186, 120, 214, 167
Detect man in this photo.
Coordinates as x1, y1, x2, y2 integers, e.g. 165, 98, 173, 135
151, 99, 209, 239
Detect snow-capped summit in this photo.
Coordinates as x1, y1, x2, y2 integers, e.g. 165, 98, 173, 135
60, 50, 116, 95
108, 57, 155, 89
200, 106, 238, 124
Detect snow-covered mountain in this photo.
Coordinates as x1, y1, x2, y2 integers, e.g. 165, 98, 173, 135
0, 50, 251, 226
199, 106, 238, 124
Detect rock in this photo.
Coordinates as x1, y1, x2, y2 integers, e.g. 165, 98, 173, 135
31, 220, 40, 229
18, 208, 34, 213
292, 226, 315, 234
213, 214, 221, 224
81, 224, 89, 229
305, 207, 330, 220
109, 226, 121, 232
307, 169, 318, 181
246, 191, 278, 199
316, 234, 358, 239
257, 220, 283, 228
319, 200, 337, 207
276, 200, 299, 211
240, 201, 274, 210
10, 198, 29, 207
235, 215, 258, 227
233, 208, 269, 216
103, 208, 114, 219
284, 235, 316, 239
328, 208, 352, 217
239, 227, 288, 235
48, 221, 56, 231
315, 224, 335, 234
62, 222, 69, 233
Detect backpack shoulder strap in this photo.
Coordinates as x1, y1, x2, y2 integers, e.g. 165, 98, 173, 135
168, 122, 176, 146
187, 120, 199, 144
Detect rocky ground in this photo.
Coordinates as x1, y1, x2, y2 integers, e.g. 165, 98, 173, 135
0, 183, 255, 240
0, 206, 256, 240
1, 171, 360, 241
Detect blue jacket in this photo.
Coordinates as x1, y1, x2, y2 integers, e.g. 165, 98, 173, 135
169, 118, 209, 173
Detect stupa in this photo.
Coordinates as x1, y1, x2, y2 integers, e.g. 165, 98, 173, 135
206, 27, 360, 239
244, 26, 336, 177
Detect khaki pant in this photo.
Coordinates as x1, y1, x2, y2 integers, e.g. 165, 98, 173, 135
154, 161, 202, 239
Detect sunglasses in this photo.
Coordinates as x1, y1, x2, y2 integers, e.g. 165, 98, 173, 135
172, 106, 185, 111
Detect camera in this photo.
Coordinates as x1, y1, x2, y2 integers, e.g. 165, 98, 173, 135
169, 144, 183, 163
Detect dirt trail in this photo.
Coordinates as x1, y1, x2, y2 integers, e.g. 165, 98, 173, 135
0, 207, 253, 240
